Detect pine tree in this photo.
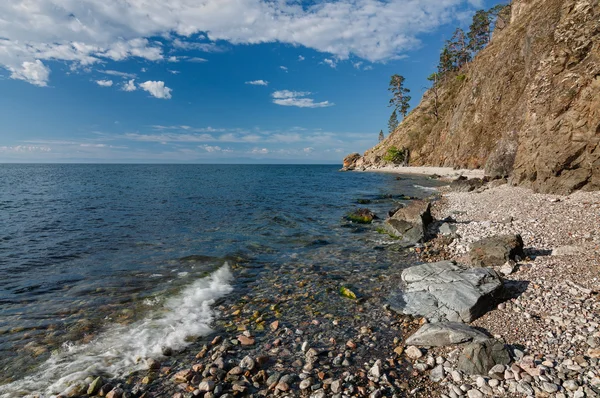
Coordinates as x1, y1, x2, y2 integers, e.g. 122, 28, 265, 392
468, 10, 491, 54
488, 3, 511, 32
388, 74, 411, 118
427, 73, 440, 120
447, 28, 471, 69
378, 130, 385, 142
388, 111, 399, 134
437, 46, 455, 78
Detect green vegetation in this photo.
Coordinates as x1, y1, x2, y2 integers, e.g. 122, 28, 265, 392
383, 146, 408, 164
378, 130, 385, 143
346, 208, 376, 224
339, 286, 357, 300
388, 110, 399, 134
388, 75, 411, 118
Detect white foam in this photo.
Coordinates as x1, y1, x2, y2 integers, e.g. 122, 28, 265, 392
0, 265, 233, 398
413, 184, 439, 192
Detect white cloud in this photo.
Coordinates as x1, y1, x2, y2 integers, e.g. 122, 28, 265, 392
168, 70, 180, 74
280, 66, 288, 72
122, 79, 137, 91
323, 58, 337, 68
0, 0, 477, 86
245, 80, 268, 86
167, 56, 179, 62
0, 145, 51, 152
252, 148, 269, 155
298, 55, 305, 61
139, 81, 172, 99
303, 147, 314, 153
141, 67, 147, 72
9, 60, 50, 87
201, 145, 221, 152
272, 90, 333, 108
187, 57, 208, 63
95, 79, 113, 87
99, 69, 137, 79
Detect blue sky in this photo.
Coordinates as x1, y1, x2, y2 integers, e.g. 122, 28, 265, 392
0, 0, 504, 163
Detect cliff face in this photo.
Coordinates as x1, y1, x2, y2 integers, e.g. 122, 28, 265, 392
353, 0, 600, 194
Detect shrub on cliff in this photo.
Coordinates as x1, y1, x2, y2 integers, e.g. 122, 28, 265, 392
383, 146, 408, 164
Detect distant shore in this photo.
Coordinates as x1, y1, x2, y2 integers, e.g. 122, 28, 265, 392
360, 165, 485, 180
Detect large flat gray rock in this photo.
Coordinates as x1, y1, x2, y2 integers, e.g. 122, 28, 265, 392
406, 322, 490, 347
389, 261, 503, 323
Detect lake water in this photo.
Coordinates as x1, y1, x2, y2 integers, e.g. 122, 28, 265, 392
0, 164, 441, 396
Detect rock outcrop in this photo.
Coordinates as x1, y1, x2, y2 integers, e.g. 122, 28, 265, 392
389, 260, 503, 323
382, 201, 432, 246
347, 0, 600, 194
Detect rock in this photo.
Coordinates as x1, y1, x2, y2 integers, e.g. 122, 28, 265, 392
439, 222, 458, 236
430, 364, 445, 382
389, 261, 503, 322
87, 377, 103, 395
266, 372, 281, 386
237, 335, 255, 346
240, 355, 255, 371
270, 320, 279, 332
369, 360, 382, 378
330, 380, 342, 393
469, 234, 524, 268
457, 339, 511, 375
106, 388, 124, 398
406, 346, 423, 360
466, 389, 483, 398
499, 260, 516, 276
563, 380, 579, 391
450, 178, 485, 193
383, 200, 433, 246
485, 130, 519, 179
198, 381, 215, 392
299, 378, 312, 390
342, 153, 361, 171
145, 358, 160, 370
346, 208, 377, 224
405, 322, 490, 347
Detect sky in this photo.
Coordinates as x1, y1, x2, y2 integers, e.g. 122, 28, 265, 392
0, 0, 505, 164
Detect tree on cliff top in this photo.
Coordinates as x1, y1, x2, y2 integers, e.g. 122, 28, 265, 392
468, 10, 492, 54
378, 130, 385, 143
388, 74, 411, 118
388, 110, 399, 134
447, 28, 471, 69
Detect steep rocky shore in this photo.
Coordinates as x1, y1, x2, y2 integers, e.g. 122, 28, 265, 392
345, 0, 600, 194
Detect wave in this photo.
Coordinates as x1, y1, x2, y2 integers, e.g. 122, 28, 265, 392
413, 184, 439, 192
0, 265, 234, 398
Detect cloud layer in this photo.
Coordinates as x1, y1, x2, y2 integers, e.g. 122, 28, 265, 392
0, 0, 478, 85
272, 90, 333, 108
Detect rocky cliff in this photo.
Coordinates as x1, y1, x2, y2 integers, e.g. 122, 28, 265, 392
347, 0, 600, 194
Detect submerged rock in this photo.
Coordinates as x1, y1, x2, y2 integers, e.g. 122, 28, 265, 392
469, 234, 524, 267
346, 208, 377, 224
389, 261, 503, 323
382, 201, 432, 246
406, 322, 490, 347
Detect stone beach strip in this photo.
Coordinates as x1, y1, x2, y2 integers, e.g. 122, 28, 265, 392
421, 183, 600, 398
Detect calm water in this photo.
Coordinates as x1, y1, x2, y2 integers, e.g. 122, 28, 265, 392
0, 164, 441, 395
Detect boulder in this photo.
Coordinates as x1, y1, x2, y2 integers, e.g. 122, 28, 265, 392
346, 208, 377, 224
389, 261, 503, 323
485, 130, 519, 179
449, 177, 485, 192
382, 201, 432, 246
342, 153, 362, 171
406, 322, 490, 347
457, 339, 511, 375
469, 234, 524, 268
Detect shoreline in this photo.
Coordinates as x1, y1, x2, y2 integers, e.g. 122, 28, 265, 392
358, 165, 485, 180
6, 176, 600, 398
